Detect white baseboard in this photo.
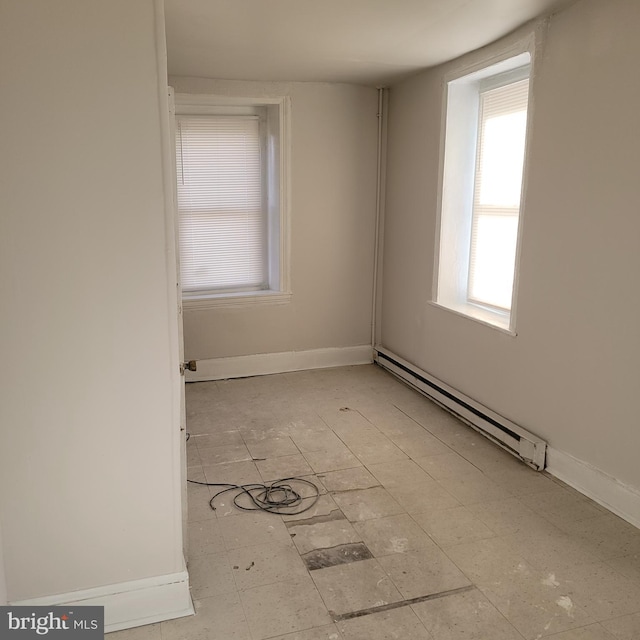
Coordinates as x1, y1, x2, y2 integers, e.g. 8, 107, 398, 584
186, 345, 373, 382
373, 348, 639, 530
11, 570, 194, 633
546, 447, 640, 530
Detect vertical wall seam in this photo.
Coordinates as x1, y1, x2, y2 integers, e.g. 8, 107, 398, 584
371, 87, 388, 349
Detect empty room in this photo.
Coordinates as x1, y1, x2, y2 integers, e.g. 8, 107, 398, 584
1, 1, 639, 640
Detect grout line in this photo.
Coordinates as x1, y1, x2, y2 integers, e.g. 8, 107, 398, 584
391, 402, 487, 475
329, 484, 383, 494
283, 509, 346, 528
331, 584, 476, 622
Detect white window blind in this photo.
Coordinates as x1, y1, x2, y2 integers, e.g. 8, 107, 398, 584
175, 114, 266, 295
468, 78, 529, 310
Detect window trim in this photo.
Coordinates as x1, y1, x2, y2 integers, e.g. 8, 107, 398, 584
174, 94, 291, 310
432, 33, 537, 335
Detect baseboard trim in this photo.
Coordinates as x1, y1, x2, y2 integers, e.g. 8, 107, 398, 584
186, 345, 374, 382
546, 447, 640, 530
11, 570, 194, 633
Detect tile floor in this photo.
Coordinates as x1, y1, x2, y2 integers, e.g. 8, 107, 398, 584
111, 364, 640, 640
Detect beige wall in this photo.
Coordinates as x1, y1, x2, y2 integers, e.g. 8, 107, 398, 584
169, 77, 378, 361
0, 0, 182, 600
381, 0, 640, 490
0, 523, 6, 605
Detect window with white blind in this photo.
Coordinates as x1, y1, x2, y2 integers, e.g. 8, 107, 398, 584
174, 96, 290, 307
434, 52, 531, 332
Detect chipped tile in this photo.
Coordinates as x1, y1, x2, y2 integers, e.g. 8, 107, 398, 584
302, 542, 374, 571
311, 558, 402, 616
289, 519, 362, 555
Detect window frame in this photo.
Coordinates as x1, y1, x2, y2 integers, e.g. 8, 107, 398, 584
432, 37, 536, 335
174, 94, 291, 310
467, 72, 529, 312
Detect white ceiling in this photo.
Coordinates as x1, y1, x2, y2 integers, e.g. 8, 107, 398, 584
164, 0, 573, 87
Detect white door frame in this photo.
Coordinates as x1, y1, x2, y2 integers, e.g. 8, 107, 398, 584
168, 87, 189, 558
153, 0, 189, 572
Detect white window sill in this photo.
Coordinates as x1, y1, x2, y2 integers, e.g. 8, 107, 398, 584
429, 300, 516, 336
183, 290, 292, 310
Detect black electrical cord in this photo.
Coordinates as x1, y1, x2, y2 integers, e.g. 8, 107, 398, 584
188, 476, 320, 515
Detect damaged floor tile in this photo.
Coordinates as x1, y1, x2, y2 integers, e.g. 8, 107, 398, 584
128, 365, 640, 640
302, 542, 374, 571
288, 518, 362, 555
311, 558, 403, 616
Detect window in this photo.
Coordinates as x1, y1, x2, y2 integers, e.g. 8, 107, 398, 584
434, 52, 531, 331
174, 96, 290, 307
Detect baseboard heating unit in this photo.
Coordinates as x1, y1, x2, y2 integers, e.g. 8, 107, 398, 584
374, 347, 547, 470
